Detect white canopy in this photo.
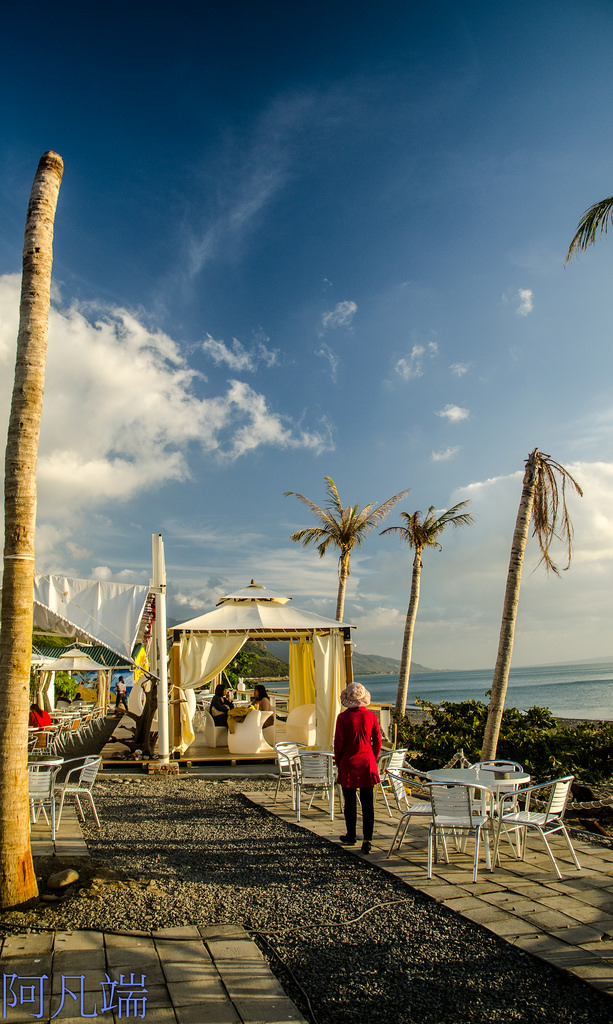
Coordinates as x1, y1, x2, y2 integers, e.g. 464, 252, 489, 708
32, 575, 151, 662
171, 582, 354, 747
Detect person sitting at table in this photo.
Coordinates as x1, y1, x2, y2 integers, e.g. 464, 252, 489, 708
211, 681, 234, 729
334, 682, 381, 855
252, 684, 274, 729
29, 703, 52, 728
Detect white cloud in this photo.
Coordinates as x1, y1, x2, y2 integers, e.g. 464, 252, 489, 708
517, 288, 534, 316
436, 404, 470, 422
316, 343, 340, 381
394, 339, 438, 381
0, 274, 331, 567
201, 333, 278, 371
450, 362, 469, 377
431, 446, 460, 462
321, 300, 357, 331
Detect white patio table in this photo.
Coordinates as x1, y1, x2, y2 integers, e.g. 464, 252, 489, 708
426, 767, 530, 814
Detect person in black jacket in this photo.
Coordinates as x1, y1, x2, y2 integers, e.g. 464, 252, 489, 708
210, 681, 234, 728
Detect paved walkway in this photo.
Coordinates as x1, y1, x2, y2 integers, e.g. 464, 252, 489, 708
245, 789, 613, 999
0, 924, 306, 1023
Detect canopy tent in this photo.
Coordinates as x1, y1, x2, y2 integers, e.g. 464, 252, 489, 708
30, 575, 152, 662
170, 581, 355, 748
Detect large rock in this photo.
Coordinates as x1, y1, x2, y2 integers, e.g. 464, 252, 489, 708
47, 868, 79, 890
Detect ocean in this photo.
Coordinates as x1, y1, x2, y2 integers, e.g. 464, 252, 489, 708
354, 659, 613, 721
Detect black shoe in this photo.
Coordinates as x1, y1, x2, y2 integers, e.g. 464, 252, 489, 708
361, 841, 372, 854
339, 834, 357, 845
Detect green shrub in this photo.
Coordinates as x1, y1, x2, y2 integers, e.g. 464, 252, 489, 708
394, 698, 613, 785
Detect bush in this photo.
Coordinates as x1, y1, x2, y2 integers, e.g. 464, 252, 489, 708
394, 698, 613, 785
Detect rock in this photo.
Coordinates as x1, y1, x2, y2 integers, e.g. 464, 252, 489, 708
41, 893, 61, 903
47, 868, 79, 890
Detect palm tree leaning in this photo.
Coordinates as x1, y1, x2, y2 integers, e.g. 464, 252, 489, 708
481, 449, 582, 760
285, 476, 407, 621
0, 152, 63, 908
381, 502, 474, 716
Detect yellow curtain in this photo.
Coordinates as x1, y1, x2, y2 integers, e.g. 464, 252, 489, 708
289, 637, 315, 710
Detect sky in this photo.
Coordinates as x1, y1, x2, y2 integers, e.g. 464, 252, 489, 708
1, 0, 613, 672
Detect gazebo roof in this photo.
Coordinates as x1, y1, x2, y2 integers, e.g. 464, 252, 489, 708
172, 581, 354, 637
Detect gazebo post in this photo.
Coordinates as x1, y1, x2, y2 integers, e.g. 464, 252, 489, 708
342, 627, 354, 683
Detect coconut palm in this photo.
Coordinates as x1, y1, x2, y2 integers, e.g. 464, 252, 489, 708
285, 476, 407, 621
566, 195, 613, 261
0, 152, 63, 908
481, 449, 582, 760
382, 502, 474, 716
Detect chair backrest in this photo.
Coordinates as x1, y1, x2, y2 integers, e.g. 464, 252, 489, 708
471, 759, 523, 773
428, 783, 475, 826
28, 766, 57, 798
544, 776, 574, 819
275, 742, 303, 771
385, 748, 408, 772
78, 756, 102, 786
298, 752, 333, 783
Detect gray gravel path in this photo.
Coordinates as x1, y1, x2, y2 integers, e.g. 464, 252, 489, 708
2, 774, 612, 1024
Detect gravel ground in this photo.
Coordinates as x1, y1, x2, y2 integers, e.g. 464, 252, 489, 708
2, 774, 613, 1024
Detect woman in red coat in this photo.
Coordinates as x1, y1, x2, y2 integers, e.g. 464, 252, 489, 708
334, 682, 381, 854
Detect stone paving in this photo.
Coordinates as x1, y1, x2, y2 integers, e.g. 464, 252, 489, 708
0, 924, 307, 1024
245, 788, 613, 999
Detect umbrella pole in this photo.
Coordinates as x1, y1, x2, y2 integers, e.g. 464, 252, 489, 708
152, 534, 170, 763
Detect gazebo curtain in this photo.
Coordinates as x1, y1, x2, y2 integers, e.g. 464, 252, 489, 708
288, 638, 316, 710
178, 633, 247, 689
313, 632, 345, 747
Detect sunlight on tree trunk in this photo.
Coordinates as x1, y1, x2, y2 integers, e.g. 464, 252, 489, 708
0, 151, 63, 908
395, 551, 422, 716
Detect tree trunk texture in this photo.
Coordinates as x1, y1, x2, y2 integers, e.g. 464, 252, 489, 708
481, 451, 538, 760
335, 550, 350, 621
0, 152, 63, 908
395, 550, 423, 716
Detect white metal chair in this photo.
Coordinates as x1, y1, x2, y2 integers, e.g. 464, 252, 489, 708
376, 748, 408, 816
274, 741, 306, 807
56, 756, 102, 828
469, 759, 524, 773
28, 764, 61, 840
295, 752, 337, 822
427, 783, 493, 883
493, 775, 581, 879
386, 767, 433, 857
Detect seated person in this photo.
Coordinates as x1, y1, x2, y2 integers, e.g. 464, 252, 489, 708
210, 681, 234, 729
252, 684, 274, 729
29, 702, 52, 728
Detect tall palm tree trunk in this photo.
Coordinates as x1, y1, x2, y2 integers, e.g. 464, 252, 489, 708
395, 550, 422, 716
0, 151, 63, 908
481, 451, 538, 760
335, 550, 351, 621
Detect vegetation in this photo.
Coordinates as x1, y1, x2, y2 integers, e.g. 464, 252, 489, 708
482, 450, 582, 760
285, 476, 407, 620
0, 152, 63, 909
395, 698, 613, 785
382, 502, 474, 717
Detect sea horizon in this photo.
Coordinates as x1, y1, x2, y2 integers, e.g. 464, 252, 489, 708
354, 657, 613, 721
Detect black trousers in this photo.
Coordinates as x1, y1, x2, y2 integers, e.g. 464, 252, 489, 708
342, 786, 375, 841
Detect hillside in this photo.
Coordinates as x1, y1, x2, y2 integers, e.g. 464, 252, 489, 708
261, 641, 431, 677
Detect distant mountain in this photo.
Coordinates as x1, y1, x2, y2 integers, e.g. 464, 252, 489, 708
263, 641, 430, 676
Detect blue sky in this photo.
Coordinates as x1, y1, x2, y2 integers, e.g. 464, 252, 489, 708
1, 0, 613, 671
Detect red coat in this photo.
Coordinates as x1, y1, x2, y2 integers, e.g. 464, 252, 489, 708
334, 707, 381, 788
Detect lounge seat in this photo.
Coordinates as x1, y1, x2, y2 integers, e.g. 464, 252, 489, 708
284, 703, 316, 746
227, 709, 275, 755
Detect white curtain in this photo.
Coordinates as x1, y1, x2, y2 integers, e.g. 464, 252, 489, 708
312, 632, 346, 748
178, 633, 247, 689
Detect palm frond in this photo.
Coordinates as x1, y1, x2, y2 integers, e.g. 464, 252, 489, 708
532, 453, 583, 574
566, 196, 613, 262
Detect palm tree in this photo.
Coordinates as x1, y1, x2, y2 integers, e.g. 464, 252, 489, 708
566, 195, 613, 261
481, 449, 582, 760
382, 502, 474, 716
0, 152, 63, 908
285, 476, 407, 621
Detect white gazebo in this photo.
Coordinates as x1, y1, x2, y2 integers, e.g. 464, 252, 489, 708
170, 581, 355, 748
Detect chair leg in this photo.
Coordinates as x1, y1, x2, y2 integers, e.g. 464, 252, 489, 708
296, 785, 301, 822
56, 792, 66, 828
560, 825, 581, 870
427, 826, 434, 878
85, 792, 101, 828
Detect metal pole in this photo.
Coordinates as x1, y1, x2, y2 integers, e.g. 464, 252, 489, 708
152, 534, 169, 762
